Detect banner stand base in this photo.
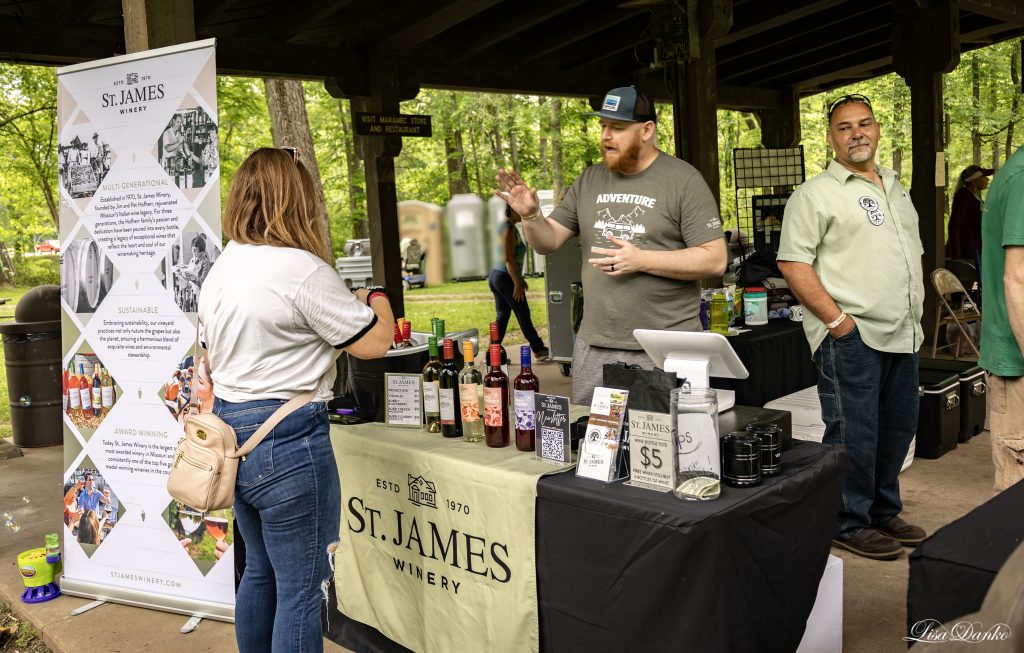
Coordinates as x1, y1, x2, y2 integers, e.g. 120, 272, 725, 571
62, 578, 234, 623
180, 616, 203, 634
70, 599, 106, 616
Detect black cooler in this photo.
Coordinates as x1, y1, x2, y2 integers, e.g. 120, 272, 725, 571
915, 370, 961, 459
919, 358, 986, 442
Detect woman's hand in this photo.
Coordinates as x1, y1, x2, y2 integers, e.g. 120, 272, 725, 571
513, 279, 528, 302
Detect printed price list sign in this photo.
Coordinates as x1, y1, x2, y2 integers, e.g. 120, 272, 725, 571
626, 409, 674, 491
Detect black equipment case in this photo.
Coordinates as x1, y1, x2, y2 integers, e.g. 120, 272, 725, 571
916, 370, 961, 459
919, 358, 986, 442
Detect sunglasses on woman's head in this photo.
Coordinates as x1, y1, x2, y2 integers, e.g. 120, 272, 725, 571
279, 146, 299, 163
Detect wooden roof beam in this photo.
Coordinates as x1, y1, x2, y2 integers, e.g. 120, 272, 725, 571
374, 0, 504, 54
278, 0, 358, 44
716, 0, 845, 47
517, 9, 642, 64
716, 1, 886, 69
719, 22, 890, 84
403, 57, 620, 97
793, 52, 892, 92
961, 0, 1024, 26
216, 36, 365, 80
446, 0, 590, 62
0, 13, 123, 65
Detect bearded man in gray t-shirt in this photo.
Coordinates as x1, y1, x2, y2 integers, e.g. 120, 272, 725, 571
496, 86, 726, 404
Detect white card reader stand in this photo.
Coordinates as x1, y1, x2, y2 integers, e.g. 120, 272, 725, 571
633, 329, 749, 412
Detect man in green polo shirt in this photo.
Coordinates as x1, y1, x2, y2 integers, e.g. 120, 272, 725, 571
979, 146, 1024, 493
777, 94, 926, 561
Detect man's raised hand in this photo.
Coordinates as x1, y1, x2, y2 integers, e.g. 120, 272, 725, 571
495, 168, 540, 218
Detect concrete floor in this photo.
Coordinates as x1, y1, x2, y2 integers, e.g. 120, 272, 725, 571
0, 354, 999, 652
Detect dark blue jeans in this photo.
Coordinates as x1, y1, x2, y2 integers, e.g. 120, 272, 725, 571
488, 269, 545, 353
215, 398, 339, 653
813, 326, 919, 539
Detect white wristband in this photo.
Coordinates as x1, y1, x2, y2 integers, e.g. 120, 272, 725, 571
825, 312, 847, 330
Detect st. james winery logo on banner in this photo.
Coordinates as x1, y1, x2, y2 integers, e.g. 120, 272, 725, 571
56, 40, 232, 620
334, 430, 547, 653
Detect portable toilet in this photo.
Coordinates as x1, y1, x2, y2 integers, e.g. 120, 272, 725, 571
444, 194, 488, 281
398, 200, 444, 286
487, 195, 508, 271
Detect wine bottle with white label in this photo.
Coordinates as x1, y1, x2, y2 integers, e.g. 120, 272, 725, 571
421, 336, 443, 433
458, 340, 484, 443
512, 346, 538, 451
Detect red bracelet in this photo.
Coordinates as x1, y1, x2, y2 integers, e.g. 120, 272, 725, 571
367, 291, 388, 305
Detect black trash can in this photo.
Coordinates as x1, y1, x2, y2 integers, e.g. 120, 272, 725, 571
0, 285, 62, 447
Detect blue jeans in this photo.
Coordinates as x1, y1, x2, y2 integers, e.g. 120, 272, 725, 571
488, 269, 546, 353
813, 326, 919, 539
214, 398, 339, 653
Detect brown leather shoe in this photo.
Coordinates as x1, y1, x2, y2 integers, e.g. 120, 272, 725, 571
873, 515, 927, 547
832, 528, 904, 560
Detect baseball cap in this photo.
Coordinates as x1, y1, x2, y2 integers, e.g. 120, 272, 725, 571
960, 165, 994, 183
585, 86, 656, 123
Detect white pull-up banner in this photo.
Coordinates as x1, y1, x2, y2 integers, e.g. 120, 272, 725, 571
56, 39, 233, 620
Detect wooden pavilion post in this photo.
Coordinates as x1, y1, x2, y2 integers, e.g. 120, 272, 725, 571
667, 0, 732, 205
893, 0, 960, 346
121, 0, 195, 52
329, 60, 418, 319
758, 88, 801, 149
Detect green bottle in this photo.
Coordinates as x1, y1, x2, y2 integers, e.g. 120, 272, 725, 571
710, 293, 730, 335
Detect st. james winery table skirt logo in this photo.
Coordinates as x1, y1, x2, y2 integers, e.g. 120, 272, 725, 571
346, 470, 513, 592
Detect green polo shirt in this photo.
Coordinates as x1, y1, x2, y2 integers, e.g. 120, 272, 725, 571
979, 146, 1024, 376
778, 160, 924, 356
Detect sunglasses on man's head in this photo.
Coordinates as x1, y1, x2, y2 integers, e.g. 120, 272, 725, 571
279, 146, 299, 163
827, 94, 873, 121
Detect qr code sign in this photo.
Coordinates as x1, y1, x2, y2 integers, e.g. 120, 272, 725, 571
540, 427, 565, 462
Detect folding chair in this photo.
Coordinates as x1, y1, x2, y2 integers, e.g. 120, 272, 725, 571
944, 257, 981, 307
931, 268, 982, 359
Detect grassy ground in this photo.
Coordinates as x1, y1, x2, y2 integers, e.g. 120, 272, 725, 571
0, 602, 50, 653
403, 277, 550, 349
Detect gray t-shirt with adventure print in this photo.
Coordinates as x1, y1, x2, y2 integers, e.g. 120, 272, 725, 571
548, 152, 723, 349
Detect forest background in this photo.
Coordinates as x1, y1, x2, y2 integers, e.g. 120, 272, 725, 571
0, 37, 1021, 281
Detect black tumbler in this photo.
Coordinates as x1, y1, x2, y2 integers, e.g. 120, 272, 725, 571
721, 431, 761, 488
745, 421, 783, 477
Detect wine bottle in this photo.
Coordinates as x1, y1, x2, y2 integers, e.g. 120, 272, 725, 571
101, 367, 114, 409
67, 363, 80, 414
458, 340, 484, 443
421, 336, 443, 433
489, 322, 509, 377
513, 346, 539, 451
438, 338, 462, 438
392, 323, 403, 349
483, 344, 510, 447
62, 366, 69, 414
78, 364, 92, 414
434, 318, 445, 341
91, 364, 102, 417
401, 320, 413, 347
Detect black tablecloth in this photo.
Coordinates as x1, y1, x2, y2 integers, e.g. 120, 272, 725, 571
711, 320, 818, 407
326, 440, 847, 653
908, 480, 1024, 638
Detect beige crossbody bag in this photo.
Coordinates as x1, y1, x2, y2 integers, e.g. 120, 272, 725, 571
166, 324, 314, 511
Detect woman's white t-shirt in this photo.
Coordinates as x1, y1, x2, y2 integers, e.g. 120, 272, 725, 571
197, 241, 376, 402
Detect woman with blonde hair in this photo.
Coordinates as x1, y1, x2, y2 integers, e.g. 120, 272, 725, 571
198, 147, 394, 652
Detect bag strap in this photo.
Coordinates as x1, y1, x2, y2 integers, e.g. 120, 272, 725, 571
191, 321, 203, 409
231, 391, 316, 459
